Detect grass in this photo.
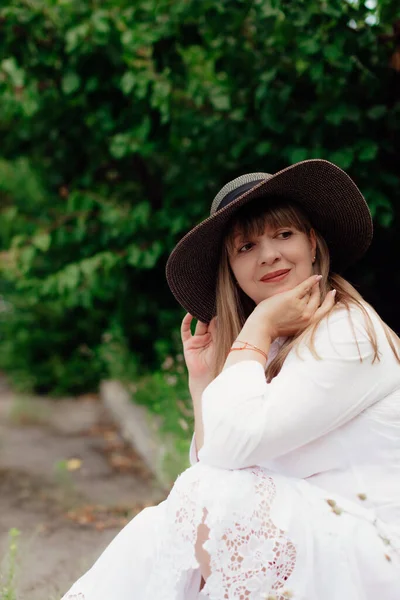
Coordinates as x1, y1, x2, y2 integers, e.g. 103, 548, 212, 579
0, 528, 20, 600
132, 361, 193, 482
53, 459, 82, 511
8, 395, 50, 426
0, 528, 67, 600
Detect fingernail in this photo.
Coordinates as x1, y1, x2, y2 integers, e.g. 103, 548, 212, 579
315, 275, 323, 281
331, 289, 337, 297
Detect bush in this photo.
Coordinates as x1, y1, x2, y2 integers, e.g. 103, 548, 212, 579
0, 0, 399, 397
133, 354, 193, 471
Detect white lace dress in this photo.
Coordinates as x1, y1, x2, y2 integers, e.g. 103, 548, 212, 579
62, 305, 400, 599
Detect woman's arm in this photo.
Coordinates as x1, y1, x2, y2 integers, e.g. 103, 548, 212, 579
189, 378, 208, 456
189, 317, 272, 463
197, 309, 391, 470
179, 313, 219, 461
189, 275, 327, 464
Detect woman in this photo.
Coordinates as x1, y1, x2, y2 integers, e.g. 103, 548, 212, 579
62, 159, 400, 599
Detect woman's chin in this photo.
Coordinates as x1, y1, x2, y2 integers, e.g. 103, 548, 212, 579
257, 284, 293, 302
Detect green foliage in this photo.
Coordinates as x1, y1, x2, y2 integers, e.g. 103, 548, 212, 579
0, 528, 20, 600
133, 352, 193, 475
134, 352, 192, 436
0, 0, 399, 402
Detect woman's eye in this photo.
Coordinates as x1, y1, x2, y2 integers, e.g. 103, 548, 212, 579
277, 230, 293, 239
238, 242, 253, 253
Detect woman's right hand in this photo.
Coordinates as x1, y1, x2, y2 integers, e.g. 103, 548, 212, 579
180, 313, 217, 385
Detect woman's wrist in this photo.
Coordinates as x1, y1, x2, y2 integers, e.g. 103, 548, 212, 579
188, 375, 213, 395
223, 318, 273, 371
241, 314, 274, 347
230, 340, 268, 361
247, 306, 276, 342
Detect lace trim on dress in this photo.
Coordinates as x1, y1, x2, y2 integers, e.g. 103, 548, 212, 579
146, 463, 297, 599
203, 467, 296, 599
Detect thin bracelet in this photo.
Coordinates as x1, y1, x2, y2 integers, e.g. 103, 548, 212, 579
234, 340, 268, 359
229, 340, 268, 361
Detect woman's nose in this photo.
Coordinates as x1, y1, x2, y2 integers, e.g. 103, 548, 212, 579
258, 240, 281, 265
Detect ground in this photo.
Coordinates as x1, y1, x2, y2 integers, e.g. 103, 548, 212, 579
0, 374, 165, 600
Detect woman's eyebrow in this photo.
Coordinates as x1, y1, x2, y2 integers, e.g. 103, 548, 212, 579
234, 229, 256, 240
233, 232, 245, 243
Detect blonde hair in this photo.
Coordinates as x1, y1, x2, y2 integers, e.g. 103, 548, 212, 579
213, 198, 400, 380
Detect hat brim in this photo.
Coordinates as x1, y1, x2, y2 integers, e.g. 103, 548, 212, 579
166, 159, 373, 323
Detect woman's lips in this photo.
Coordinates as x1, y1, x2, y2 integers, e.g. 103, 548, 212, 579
260, 269, 290, 283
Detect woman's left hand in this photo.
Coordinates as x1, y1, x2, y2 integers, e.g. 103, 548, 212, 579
250, 275, 336, 341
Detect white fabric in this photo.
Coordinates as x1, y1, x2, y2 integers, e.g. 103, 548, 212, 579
62, 304, 400, 599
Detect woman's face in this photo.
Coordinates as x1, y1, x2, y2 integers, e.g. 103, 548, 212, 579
228, 222, 317, 305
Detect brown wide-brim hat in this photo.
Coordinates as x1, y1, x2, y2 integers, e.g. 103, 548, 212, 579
166, 159, 373, 324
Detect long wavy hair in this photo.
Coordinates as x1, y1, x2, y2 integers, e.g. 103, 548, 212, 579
213, 198, 400, 380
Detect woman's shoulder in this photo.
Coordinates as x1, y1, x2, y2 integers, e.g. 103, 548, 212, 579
320, 300, 379, 335
300, 300, 387, 360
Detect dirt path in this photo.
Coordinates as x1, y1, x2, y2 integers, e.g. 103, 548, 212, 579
0, 374, 165, 600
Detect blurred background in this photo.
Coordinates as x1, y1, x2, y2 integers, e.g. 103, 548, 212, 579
0, 0, 399, 596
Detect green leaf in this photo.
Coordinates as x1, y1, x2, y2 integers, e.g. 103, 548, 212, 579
19, 246, 36, 273
210, 92, 230, 111
330, 148, 354, 170
368, 191, 391, 217
367, 105, 386, 120
32, 233, 51, 252
358, 142, 378, 162
65, 23, 90, 54
121, 72, 136, 95
299, 38, 320, 55
109, 133, 130, 159
287, 148, 308, 163
255, 141, 272, 156
1, 206, 18, 221
61, 263, 80, 291
126, 245, 141, 266
323, 45, 342, 63
91, 11, 110, 35
295, 58, 309, 75
326, 104, 349, 126
379, 211, 393, 227
61, 72, 81, 95
1, 57, 25, 86
131, 202, 151, 228
142, 241, 163, 268
309, 62, 324, 82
